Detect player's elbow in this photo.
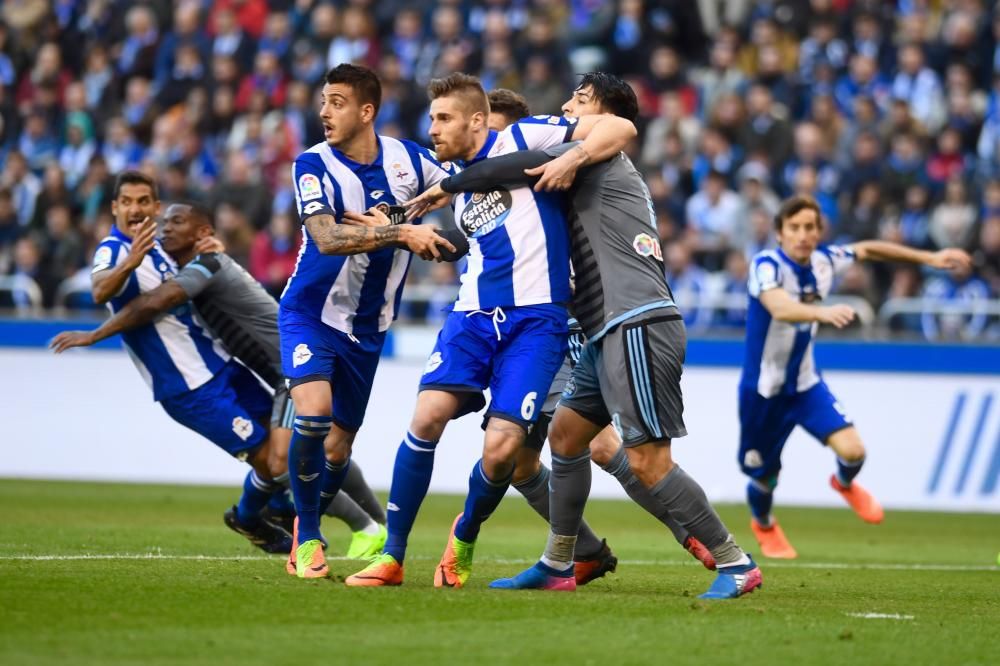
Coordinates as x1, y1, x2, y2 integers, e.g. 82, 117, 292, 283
91, 286, 110, 305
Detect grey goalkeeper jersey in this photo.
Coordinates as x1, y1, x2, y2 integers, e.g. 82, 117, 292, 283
172, 252, 283, 390
547, 145, 676, 339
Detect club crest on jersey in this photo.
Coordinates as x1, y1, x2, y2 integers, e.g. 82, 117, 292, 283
292, 343, 313, 367
232, 416, 254, 441
632, 233, 663, 261
423, 351, 443, 375
391, 162, 409, 181
298, 173, 322, 201
460, 188, 513, 238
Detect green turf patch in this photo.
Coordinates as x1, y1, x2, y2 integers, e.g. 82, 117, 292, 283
1, 479, 997, 665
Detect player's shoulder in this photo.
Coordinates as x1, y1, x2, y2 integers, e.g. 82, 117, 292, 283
516, 114, 578, 128
294, 143, 328, 166
186, 251, 225, 274
751, 249, 782, 269
92, 235, 126, 272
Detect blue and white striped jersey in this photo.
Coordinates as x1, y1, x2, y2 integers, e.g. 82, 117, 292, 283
91, 226, 230, 401
451, 116, 575, 311
741, 245, 855, 398
281, 136, 452, 335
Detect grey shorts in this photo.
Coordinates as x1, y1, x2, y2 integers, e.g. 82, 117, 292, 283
560, 310, 687, 446
271, 385, 295, 430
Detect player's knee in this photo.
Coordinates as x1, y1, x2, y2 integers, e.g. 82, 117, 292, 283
588, 428, 620, 467
511, 448, 542, 484
828, 428, 866, 461
625, 442, 674, 487
324, 429, 354, 464
290, 383, 332, 418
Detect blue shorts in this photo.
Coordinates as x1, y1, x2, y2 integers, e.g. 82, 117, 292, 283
420, 304, 568, 429
278, 309, 386, 432
160, 361, 272, 460
738, 380, 852, 480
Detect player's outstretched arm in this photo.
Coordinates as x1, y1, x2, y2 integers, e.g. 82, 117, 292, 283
326, 207, 458, 261
851, 240, 972, 271
759, 287, 856, 328
51, 281, 190, 353
530, 114, 636, 192
91, 217, 157, 304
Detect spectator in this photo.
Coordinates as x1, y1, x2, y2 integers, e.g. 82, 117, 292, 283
17, 113, 60, 174
695, 40, 747, 118
236, 49, 286, 112
665, 240, 712, 330
101, 117, 146, 174
210, 151, 270, 230
739, 83, 792, 168
82, 45, 115, 112
8, 236, 52, 309
685, 169, 743, 267
250, 211, 299, 298
213, 202, 255, 268
736, 160, 780, 218
920, 263, 992, 341
692, 126, 738, 188
892, 43, 946, 132
929, 177, 978, 250
641, 91, 702, 169
327, 6, 380, 70
117, 5, 160, 79
714, 249, 749, 328
30, 163, 72, 231
0, 151, 41, 227
156, 43, 207, 110
40, 203, 84, 287
834, 53, 890, 118
390, 9, 426, 82
840, 182, 882, 243
16, 41, 71, 109
975, 214, 1000, 295
880, 132, 926, 203
0, 189, 19, 274
58, 112, 97, 190
798, 17, 848, 84
839, 131, 883, 200
884, 184, 933, 250
210, 7, 256, 73
780, 122, 840, 197
926, 126, 971, 193
521, 55, 565, 118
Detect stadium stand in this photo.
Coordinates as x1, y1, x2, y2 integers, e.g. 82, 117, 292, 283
0, 0, 998, 340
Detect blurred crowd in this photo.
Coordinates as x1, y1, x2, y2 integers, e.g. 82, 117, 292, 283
1, 0, 998, 340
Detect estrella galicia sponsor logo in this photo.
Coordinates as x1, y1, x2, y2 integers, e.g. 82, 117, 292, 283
460, 188, 512, 238
927, 392, 1000, 497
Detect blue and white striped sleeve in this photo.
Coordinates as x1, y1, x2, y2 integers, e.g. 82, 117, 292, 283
292, 154, 337, 222
748, 254, 781, 297
510, 115, 579, 151
91, 238, 125, 274
820, 244, 857, 278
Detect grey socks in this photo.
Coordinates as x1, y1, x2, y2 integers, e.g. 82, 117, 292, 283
513, 464, 606, 559
543, 450, 593, 567
649, 465, 745, 567
340, 460, 386, 525
601, 447, 691, 546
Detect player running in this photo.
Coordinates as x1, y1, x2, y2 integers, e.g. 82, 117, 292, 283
485, 91, 716, 579
280, 64, 464, 579
53, 171, 297, 552
345, 73, 638, 588
404, 73, 759, 598
51, 201, 388, 558
739, 194, 971, 559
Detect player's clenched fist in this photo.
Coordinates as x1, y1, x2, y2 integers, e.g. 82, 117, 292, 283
819, 304, 856, 329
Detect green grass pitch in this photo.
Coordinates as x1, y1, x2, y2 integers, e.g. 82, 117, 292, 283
2, 479, 998, 665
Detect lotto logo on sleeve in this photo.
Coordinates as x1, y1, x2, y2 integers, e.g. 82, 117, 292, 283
298, 174, 322, 201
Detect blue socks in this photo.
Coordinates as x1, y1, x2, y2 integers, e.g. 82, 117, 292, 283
455, 459, 511, 543
236, 470, 279, 526
318, 459, 352, 515
289, 415, 332, 544
267, 489, 294, 515
747, 478, 775, 526
836, 456, 865, 487
384, 431, 438, 563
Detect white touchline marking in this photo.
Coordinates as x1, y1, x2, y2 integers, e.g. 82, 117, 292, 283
0, 554, 997, 572
846, 613, 915, 621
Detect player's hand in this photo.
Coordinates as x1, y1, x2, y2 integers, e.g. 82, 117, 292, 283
402, 184, 452, 220
818, 304, 856, 329
928, 248, 972, 271
526, 146, 586, 192
50, 331, 97, 353
194, 235, 225, 255
343, 207, 392, 228
123, 217, 156, 269
400, 224, 456, 261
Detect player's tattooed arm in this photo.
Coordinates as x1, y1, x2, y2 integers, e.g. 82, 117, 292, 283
308, 213, 456, 261
91, 217, 157, 304
51, 282, 189, 353
305, 214, 402, 255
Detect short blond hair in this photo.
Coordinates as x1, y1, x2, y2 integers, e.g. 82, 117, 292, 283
427, 73, 489, 116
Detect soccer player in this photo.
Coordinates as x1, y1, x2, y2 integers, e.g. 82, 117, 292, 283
280, 63, 463, 578
345, 73, 638, 588
55, 171, 293, 551
404, 73, 760, 598
487, 92, 716, 579
51, 202, 389, 558
486, 88, 531, 131
740, 195, 971, 558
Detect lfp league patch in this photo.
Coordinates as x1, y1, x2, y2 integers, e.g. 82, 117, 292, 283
298, 174, 322, 201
